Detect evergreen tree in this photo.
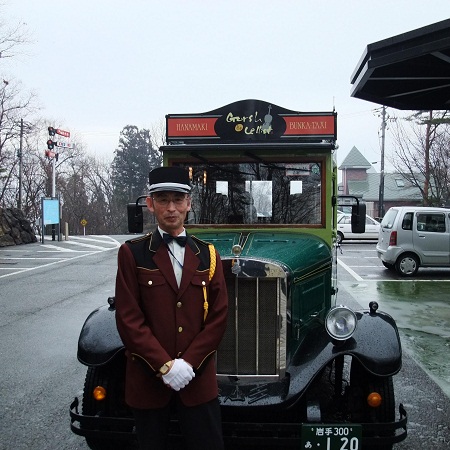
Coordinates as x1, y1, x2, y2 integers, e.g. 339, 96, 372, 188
111, 125, 162, 232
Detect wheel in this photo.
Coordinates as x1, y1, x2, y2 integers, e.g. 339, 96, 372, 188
349, 360, 395, 450
382, 261, 395, 271
395, 253, 419, 276
336, 231, 344, 244
82, 363, 134, 450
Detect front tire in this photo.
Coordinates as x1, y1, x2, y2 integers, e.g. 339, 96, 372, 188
395, 253, 419, 276
336, 231, 344, 244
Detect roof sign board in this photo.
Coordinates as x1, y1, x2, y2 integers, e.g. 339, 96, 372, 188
166, 99, 336, 144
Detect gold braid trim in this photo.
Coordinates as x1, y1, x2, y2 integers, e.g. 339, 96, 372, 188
203, 244, 216, 322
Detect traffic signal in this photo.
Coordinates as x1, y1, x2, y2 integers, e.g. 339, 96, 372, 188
47, 139, 54, 150
45, 150, 56, 159
48, 126, 56, 136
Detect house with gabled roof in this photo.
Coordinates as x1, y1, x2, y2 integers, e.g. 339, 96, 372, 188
338, 146, 422, 218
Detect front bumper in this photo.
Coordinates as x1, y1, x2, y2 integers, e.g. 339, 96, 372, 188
70, 397, 407, 448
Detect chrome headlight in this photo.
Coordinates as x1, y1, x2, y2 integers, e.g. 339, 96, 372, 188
325, 306, 357, 340
231, 244, 242, 256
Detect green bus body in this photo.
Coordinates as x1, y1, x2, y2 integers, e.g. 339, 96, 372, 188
70, 100, 407, 449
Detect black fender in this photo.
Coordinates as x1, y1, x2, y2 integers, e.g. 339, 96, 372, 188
345, 309, 402, 374
288, 309, 402, 399
77, 304, 124, 366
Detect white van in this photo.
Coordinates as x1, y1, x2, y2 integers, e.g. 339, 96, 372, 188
377, 206, 450, 276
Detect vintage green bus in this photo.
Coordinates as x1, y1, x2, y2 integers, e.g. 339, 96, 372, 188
71, 99, 407, 449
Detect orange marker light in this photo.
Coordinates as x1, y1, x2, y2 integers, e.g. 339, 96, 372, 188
367, 392, 382, 408
93, 386, 107, 401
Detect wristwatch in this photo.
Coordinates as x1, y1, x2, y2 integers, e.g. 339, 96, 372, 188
159, 361, 172, 375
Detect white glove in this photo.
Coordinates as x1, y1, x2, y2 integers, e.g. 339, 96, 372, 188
162, 359, 195, 391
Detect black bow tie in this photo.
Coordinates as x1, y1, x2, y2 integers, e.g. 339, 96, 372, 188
163, 233, 187, 247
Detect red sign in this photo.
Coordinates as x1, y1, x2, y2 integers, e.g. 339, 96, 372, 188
167, 117, 218, 138
283, 115, 335, 136
56, 129, 70, 138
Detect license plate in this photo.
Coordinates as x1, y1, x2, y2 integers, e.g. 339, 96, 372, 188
301, 424, 362, 449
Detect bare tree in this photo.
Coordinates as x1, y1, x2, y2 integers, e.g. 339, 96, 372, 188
74, 154, 113, 235
0, 11, 28, 61
150, 118, 167, 149
0, 8, 38, 209
389, 110, 450, 206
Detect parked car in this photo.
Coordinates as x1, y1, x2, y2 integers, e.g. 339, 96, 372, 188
377, 206, 450, 276
337, 213, 380, 243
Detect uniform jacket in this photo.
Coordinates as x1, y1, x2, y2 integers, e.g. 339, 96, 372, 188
115, 231, 228, 409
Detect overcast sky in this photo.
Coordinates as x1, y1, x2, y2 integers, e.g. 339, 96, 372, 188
3, 0, 449, 168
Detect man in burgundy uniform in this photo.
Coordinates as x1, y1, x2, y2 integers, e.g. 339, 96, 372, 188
115, 167, 228, 450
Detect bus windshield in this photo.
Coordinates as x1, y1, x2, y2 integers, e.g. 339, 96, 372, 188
175, 161, 323, 226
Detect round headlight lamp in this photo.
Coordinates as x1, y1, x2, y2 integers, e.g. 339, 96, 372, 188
325, 306, 357, 341
231, 244, 242, 256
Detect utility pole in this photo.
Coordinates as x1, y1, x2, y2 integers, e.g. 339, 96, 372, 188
423, 110, 432, 206
18, 118, 23, 210
378, 106, 386, 218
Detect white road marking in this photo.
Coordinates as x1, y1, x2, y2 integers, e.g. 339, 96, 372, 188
337, 259, 364, 281
39, 244, 82, 252
0, 236, 121, 279
64, 241, 115, 250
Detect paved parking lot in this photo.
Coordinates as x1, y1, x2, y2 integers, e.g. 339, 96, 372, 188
337, 241, 450, 399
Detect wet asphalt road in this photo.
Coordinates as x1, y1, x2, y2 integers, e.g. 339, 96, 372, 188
338, 241, 450, 449
0, 237, 449, 449
337, 241, 450, 398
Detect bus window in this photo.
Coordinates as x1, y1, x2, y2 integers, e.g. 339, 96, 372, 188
180, 161, 322, 225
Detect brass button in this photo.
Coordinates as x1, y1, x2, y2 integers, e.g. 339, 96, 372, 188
177, 302, 182, 308
147, 280, 152, 286
178, 326, 183, 333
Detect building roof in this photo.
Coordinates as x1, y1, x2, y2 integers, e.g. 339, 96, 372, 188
348, 172, 422, 202
350, 18, 450, 110
338, 146, 372, 169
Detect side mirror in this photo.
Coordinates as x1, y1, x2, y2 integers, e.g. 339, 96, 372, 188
127, 203, 144, 233
351, 203, 366, 233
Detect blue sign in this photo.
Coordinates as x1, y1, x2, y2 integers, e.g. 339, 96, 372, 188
42, 198, 60, 225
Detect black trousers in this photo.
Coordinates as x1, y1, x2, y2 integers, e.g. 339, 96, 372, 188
132, 396, 224, 450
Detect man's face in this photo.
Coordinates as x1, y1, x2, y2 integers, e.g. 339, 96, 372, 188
146, 191, 191, 235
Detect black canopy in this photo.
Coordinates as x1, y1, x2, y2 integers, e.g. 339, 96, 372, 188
351, 19, 450, 110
